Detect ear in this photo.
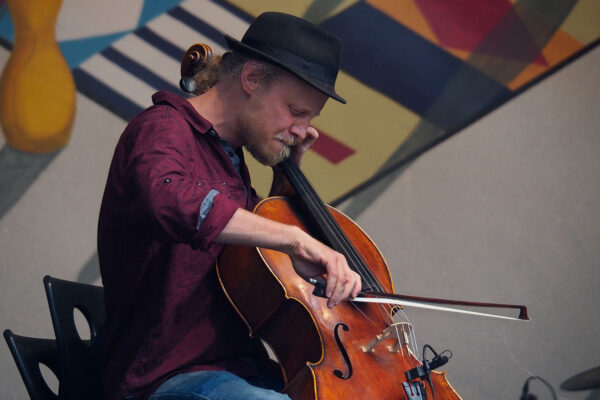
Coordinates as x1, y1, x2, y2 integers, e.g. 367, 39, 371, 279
240, 61, 266, 96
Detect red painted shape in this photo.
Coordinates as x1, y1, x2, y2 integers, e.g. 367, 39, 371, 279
476, 7, 548, 65
415, 0, 513, 51
415, 0, 547, 65
310, 130, 355, 164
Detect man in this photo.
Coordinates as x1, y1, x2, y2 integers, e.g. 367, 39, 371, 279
98, 12, 361, 400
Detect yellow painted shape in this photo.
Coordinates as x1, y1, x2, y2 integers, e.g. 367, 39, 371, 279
561, 0, 600, 45
508, 29, 583, 91
225, 0, 360, 22
368, 0, 439, 45
247, 71, 421, 202
0, 0, 76, 153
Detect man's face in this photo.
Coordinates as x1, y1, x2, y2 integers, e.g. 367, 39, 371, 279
241, 71, 328, 166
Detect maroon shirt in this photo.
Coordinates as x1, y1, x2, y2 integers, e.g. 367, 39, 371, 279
98, 91, 269, 399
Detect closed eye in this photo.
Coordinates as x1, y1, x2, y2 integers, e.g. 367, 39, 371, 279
289, 106, 307, 117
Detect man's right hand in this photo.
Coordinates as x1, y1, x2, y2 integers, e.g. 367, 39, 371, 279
284, 228, 362, 308
216, 209, 362, 308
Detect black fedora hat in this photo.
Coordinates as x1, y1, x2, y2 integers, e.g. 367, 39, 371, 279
225, 12, 346, 104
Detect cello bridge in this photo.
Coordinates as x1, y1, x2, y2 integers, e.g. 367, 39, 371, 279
361, 322, 412, 353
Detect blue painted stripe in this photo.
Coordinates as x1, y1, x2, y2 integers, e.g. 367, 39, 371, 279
73, 68, 143, 121
321, 3, 462, 116
137, 0, 185, 28
167, 6, 227, 48
59, 31, 131, 69
135, 26, 185, 62
101, 46, 181, 94
0, 9, 14, 43
321, 2, 511, 130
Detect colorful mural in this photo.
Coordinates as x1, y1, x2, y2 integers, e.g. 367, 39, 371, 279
0, 0, 598, 207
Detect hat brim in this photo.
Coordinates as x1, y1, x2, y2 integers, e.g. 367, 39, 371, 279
225, 35, 346, 104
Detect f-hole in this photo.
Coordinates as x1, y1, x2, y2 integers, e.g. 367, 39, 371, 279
333, 322, 353, 380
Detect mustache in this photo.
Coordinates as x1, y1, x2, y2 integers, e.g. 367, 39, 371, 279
276, 135, 297, 147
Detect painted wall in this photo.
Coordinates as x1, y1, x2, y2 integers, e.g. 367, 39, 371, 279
0, 6, 598, 400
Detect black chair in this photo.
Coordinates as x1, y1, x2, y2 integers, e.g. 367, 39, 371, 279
3, 329, 60, 400
43, 275, 106, 400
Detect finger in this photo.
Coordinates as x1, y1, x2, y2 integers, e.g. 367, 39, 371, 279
293, 127, 318, 153
330, 280, 349, 308
339, 271, 356, 303
347, 271, 362, 299
325, 262, 338, 304
292, 127, 319, 164
305, 126, 319, 144
327, 255, 347, 307
351, 272, 362, 298
329, 266, 362, 307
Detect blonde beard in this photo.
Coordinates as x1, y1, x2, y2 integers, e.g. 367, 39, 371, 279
241, 111, 292, 167
245, 138, 290, 167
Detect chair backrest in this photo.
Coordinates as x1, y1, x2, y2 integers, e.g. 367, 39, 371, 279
43, 275, 106, 400
3, 329, 60, 400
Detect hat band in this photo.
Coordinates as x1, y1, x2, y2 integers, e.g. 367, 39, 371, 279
242, 38, 337, 84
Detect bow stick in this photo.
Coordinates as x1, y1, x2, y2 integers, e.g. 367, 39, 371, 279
353, 290, 530, 321
308, 278, 529, 321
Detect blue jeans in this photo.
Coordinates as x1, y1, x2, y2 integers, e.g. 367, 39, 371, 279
148, 370, 291, 400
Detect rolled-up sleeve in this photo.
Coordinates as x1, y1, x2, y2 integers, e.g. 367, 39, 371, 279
125, 117, 242, 251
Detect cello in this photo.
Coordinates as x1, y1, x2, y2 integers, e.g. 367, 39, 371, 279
217, 158, 528, 399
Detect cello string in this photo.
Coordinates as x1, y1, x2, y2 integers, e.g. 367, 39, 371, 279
348, 301, 378, 326
283, 161, 395, 321
393, 323, 407, 361
282, 162, 382, 289
301, 183, 402, 324
283, 162, 418, 382
409, 321, 420, 361
282, 166, 397, 328
396, 309, 420, 362
282, 161, 439, 365
283, 161, 386, 294
284, 162, 419, 371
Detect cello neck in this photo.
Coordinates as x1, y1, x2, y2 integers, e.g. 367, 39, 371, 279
278, 158, 378, 290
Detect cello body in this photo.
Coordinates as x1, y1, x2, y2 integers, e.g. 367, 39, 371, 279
217, 196, 461, 399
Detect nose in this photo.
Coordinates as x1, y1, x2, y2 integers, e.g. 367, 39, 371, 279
289, 119, 310, 141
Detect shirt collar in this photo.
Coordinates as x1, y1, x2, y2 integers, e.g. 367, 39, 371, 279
151, 90, 213, 134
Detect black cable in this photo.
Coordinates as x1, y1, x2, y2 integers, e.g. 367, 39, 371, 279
422, 345, 449, 400
422, 344, 439, 359
440, 349, 453, 359
423, 345, 452, 370
520, 376, 557, 400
